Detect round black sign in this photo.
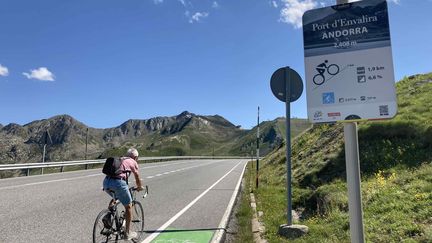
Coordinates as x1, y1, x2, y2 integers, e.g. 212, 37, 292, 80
270, 67, 303, 103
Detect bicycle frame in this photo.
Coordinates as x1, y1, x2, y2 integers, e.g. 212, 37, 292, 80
100, 186, 149, 239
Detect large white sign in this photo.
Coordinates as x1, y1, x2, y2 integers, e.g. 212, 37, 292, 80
303, 0, 397, 123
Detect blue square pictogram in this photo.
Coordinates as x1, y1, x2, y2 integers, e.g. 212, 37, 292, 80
322, 92, 335, 104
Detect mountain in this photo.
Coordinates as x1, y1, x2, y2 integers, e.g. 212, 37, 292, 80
220, 118, 311, 157
252, 72, 432, 242
0, 111, 310, 168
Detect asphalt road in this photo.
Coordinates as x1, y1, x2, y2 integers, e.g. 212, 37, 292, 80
0, 159, 248, 243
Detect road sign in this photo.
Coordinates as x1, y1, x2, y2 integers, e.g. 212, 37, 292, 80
303, 0, 397, 123
270, 67, 303, 103
270, 67, 304, 228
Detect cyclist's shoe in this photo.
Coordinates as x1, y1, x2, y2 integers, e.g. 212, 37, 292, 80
100, 227, 112, 236
102, 213, 112, 229
123, 231, 138, 241
120, 219, 126, 232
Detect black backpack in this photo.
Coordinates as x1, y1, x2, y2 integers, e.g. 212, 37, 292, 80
102, 157, 123, 177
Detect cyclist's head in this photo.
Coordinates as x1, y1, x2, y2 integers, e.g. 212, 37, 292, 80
126, 148, 139, 160
325, 60, 328, 63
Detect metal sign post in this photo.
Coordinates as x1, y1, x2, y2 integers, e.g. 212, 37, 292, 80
284, 67, 293, 225
271, 66, 308, 238
256, 106, 260, 189
343, 121, 365, 243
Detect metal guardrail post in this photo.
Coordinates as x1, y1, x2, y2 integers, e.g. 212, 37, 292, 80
26, 168, 30, 176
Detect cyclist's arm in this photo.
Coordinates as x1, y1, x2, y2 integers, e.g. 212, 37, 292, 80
133, 171, 143, 189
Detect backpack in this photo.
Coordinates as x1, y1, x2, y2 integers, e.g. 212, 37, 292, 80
102, 157, 123, 177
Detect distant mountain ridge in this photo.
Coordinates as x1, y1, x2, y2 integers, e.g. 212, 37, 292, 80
0, 111, 310, 168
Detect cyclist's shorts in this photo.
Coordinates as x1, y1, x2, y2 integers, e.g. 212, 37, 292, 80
103, 177, 132, 206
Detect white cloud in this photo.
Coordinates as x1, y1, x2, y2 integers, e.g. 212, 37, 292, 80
178, 0, 186, 6
212, 1, 219, 8
22, 67, 55, 81
188, 12, 209, 23
280, 0, 318, 29
0, 64, 9, 76
271, 1, 278, 8
153, 0, 163, 4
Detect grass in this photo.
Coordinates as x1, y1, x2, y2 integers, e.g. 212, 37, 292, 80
251, 160, 432, 243
233, 162, 255, 243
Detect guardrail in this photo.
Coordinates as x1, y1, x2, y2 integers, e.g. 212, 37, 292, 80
0, 156, 251, 177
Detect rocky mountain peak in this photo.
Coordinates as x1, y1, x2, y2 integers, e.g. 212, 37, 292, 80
1, 123, 28, 138
177, 111, 194, 119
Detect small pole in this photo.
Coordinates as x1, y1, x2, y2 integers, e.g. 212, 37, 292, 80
344, 122, 365, 243
42, 144, 46, 175
41, 130, 51, 175
256, 106, 260, 188
85, 128, 89, 169
285, 66, 293, 225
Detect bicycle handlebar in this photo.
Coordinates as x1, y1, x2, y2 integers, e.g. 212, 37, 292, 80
130, 185, 149, 198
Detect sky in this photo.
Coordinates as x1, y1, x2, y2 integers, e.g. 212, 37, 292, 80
0, 0, 431, 129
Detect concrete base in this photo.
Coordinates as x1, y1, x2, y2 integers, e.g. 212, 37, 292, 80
278, 224, 309, 239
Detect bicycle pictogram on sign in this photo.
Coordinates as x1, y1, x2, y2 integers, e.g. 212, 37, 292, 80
313, 60, 340, 86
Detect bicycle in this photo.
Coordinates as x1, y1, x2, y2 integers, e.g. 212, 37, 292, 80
313, 61, 340, 85
93, 185, 149, 243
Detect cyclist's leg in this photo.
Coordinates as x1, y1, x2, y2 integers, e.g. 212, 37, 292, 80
113, 181, 133, 235
125, 203, 133, 235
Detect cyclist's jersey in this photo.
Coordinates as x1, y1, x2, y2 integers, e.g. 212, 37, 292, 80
118, 157, 139, 180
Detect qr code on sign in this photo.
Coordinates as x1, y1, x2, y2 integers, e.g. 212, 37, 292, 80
379, 105, 389, 116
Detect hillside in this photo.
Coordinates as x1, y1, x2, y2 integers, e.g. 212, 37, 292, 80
220, 118, 311, 157
251, 73, 432, 242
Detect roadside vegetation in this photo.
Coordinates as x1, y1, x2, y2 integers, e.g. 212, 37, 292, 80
238, 73, 432, 242
233, 162, 255, 243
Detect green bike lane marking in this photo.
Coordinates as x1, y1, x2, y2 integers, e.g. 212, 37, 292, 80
150, 228, 214, 243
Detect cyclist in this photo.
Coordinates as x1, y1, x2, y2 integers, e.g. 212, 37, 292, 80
316, 60, 328, 75
103, 148, 144, 241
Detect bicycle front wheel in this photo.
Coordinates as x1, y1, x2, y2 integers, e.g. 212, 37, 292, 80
93, 209, 114, 243
327, 64, 339, 75
130, 201, 145, 240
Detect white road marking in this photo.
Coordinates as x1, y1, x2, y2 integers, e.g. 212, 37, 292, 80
143, 160, 223, 180
141, 160, 244, 243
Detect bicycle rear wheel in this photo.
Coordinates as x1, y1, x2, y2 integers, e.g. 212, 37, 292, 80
130, 201, 145, 240
93, 209, 115, 243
